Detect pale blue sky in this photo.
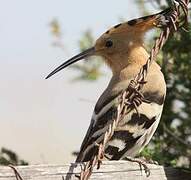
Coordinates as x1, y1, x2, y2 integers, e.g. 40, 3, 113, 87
0, 0, 156, 164
0, 0, 140, 65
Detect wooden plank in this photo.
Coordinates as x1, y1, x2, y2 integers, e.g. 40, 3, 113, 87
0, 161, 190, 180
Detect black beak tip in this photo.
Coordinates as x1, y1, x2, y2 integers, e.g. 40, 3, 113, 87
45, 47, 95, 80
45, 74, 51, 79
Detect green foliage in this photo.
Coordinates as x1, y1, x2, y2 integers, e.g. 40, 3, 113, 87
139, 0, 191, 168
0, 148, 28, 166
50, 19, 62, 38
153, 25, 191, 168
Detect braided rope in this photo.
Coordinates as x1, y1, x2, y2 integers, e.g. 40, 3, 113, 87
79, 1, 189, 179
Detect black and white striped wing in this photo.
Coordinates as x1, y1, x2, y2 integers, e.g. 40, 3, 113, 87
75, 91, 165, 162
75, 94, 119, 162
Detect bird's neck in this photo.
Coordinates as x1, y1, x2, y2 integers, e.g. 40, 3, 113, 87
110, 46, 149, 80
102, 46, 161, 103
105, 46, 151, 94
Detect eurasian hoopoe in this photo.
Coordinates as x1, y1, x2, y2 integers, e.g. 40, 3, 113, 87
46, 9, 169, 163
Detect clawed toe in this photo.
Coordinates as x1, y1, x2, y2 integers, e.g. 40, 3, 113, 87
123, 156, 151, 177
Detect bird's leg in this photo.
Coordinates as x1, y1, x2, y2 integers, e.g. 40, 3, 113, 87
123, 156, 151, 177
139, 156, 159, 165
145, 159, 159, 165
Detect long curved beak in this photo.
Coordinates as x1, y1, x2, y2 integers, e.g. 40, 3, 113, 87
45, 47, 95, 79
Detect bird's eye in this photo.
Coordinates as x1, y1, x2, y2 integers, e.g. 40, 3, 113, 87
105, 40, 113, 48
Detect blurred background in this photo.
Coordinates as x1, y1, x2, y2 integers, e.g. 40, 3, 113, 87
0, 0, 191, 168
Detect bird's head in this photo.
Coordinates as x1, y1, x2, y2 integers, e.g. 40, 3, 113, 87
46, 8, 170, 79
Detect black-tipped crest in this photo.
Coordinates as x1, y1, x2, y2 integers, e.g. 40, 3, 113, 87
127, 19, 137, 26
104, 8, 172, 35
114, 23, 122, 28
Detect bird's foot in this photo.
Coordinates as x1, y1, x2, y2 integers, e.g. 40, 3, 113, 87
123, 156, 151, 177
139, 156, 159, 165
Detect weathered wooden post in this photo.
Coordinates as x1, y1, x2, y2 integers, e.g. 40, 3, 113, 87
0, 161, 190, 180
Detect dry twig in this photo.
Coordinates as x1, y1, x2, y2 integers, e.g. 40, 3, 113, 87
9, 165, 24, 180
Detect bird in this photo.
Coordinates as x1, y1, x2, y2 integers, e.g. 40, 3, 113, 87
46, 9, 169, 164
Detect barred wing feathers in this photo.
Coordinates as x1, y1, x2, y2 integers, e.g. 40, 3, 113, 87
75, 93, 119, 162
75, 89, 165, 162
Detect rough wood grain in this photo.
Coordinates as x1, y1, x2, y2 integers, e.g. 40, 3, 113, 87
0, 161, 190, 180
